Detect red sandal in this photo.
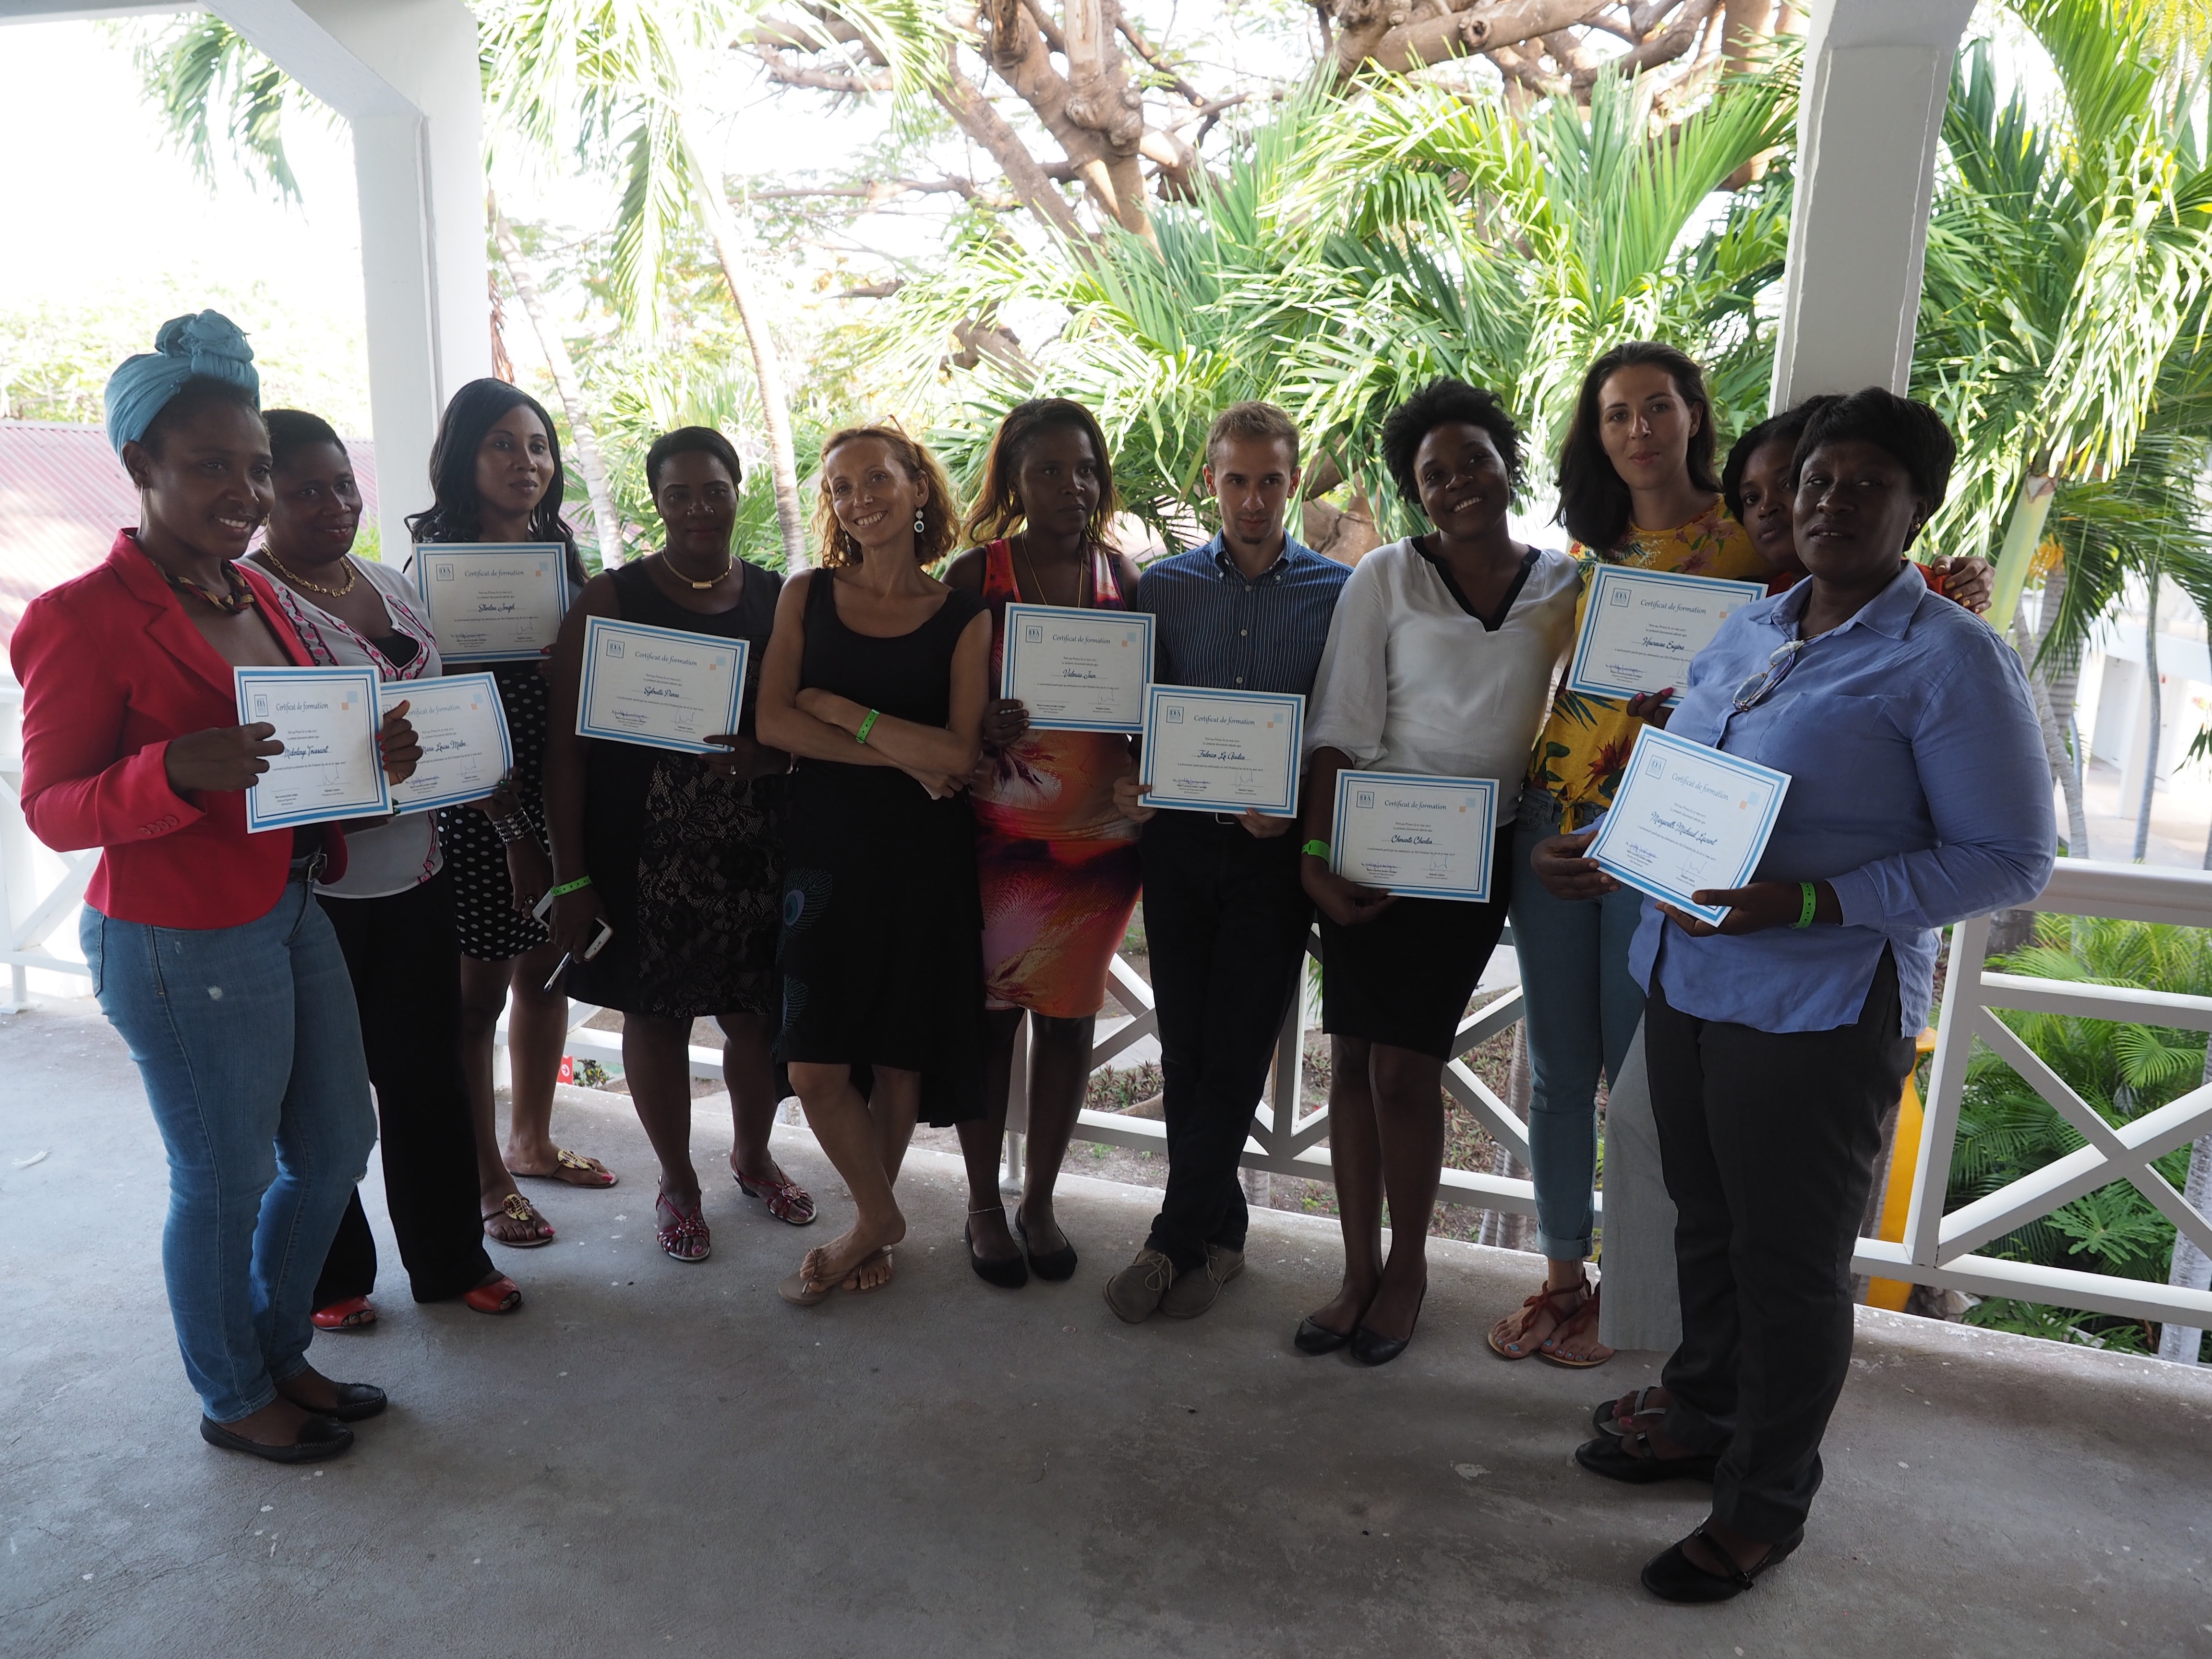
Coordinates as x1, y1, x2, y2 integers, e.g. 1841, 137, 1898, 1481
734, 1166, 817, 1226
1539, 1282, 1615, 1369
463, 1275, 522, 1315
656, 1190, 711, 1262
1487, 1278, 1586, 1360
312, 1296, 376, 1331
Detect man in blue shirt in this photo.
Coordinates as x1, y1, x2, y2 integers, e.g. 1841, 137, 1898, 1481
1105, 402, 1351, 1322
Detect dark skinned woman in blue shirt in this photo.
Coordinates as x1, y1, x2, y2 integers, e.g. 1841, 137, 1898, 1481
1538, 389, 2053, 1601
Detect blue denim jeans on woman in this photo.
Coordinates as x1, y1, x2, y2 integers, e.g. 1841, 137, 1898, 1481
82, 877, 375, 1423
1506, 798, 1647, 1262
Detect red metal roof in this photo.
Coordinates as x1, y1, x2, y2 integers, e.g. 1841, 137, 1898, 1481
0, 421, 379, 653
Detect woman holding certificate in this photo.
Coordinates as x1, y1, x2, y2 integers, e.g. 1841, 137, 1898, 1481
1572, 389, 2053, 1599
248, 409, 522, 1322
757, 424, 992, 1305
942, 399, 1146, 1288
542, 426, 815, 1264
408, 381, 613, 1256
1496, 342, 1767, 1370
12, 316, 420, 1460
1296, 381, 1579, 1363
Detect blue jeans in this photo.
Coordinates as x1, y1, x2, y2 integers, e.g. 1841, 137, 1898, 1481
82, 879, 376, 1423
1508, 807, 1647, 1261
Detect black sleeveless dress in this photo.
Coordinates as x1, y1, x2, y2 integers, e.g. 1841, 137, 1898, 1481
565, 557, 785, 1020
775, 571, 987, 1126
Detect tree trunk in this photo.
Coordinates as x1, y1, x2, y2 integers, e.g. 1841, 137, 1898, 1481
2015, 583, 2090, 858
2134, 564, 2162, 861
673, 108, 810, 570
1986, 474, 2058, 635
2155, 1046, 2212, 1365
490, 194, 623, 566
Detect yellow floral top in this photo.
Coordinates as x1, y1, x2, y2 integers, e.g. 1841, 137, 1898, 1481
1528, 501, 1765, 830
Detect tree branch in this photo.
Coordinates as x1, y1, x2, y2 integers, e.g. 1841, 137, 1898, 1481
747, 42, 893, 94
1114, 13, 1206, 105
1333, 0, 1638, 81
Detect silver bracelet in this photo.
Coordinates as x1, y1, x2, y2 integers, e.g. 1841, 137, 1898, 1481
492, 811, 531, 845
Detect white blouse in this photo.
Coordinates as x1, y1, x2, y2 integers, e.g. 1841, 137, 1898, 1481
1304, 538, 1581, 815
247, 553, 445, 900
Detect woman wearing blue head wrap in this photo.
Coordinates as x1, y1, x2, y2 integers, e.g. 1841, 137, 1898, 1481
8, 315, 425, 1463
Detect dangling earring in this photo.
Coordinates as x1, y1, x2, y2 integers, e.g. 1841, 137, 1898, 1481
914, 510, 926, 535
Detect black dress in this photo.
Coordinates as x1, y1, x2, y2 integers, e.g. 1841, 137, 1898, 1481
436, 662, 554, 961
566, 557, 785, 1019
774, 571, 987, 1126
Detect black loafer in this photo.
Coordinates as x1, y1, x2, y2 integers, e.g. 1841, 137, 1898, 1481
965, 1222, 1029, 1289
1641, 1523, 1803, 1603
1013, 1211, 1078, 1282
1575, 1432, 1718, 1484
200, 1413, 354, 1463
284, 1381, 385, 1423
1350, 1286, 1424, 1367
1294, 1318, 1352, 1355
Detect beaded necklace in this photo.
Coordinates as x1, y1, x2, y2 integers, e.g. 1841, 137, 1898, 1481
165, 562, 258, 615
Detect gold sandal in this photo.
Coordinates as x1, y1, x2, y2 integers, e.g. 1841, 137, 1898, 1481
482, 1191, 555, 1248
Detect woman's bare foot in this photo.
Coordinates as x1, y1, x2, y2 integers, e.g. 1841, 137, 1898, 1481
507, 1144, 617, 1188
840, 1248, 894, 1292
481, 1188, 554, 1246
1488, 1272, 1587, 1358
799, 1215, 906, 1293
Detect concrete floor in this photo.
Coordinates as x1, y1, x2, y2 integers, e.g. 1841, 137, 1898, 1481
3, 1001, 2210, 1659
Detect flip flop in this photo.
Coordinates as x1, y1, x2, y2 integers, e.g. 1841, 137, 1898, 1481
482, 1192, 555, 1248
516, 1147, 618, 1189
1594, 1385, 1667, 1438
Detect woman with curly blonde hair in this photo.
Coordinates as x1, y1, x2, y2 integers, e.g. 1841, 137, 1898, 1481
756, 423, 993, 1304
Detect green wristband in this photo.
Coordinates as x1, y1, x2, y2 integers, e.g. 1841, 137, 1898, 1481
1793, 880, 1817, 928
854, 709, 880, 745
1301, 839, 1331, 861
549, 875, 593, 899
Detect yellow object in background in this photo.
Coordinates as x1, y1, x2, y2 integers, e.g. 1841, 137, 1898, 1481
1867, 1028, 1941, 1311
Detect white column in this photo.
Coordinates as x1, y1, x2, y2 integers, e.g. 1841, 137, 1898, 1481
213, 0, 487, 564
1767, 0, 1977, 410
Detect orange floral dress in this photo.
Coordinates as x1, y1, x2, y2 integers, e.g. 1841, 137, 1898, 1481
1527, 502, 1765, 830
974, 539, 1143, 1019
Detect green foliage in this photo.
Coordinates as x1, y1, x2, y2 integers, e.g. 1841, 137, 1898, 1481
123, 14, 328, 200
1950, 914, 2211, 1357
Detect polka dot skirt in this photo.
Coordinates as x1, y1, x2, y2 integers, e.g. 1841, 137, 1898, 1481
435, 663, 553, 962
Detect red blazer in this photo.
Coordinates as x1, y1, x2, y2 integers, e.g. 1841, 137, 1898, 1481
11, 531, 348, 928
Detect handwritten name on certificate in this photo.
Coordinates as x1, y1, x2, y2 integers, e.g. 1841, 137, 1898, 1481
1565, 565, 1766, 703
1588, 726, 1790, 924
576, 616, 746, 755
1000, 603, 1154, 732
234, 666, 389, 833
413, 543, 569, 662
1140, 686, 1303, 817
381, 673, 512, 814
1331, 771, 1499, 902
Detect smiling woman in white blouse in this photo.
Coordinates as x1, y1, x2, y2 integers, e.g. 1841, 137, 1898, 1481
1293, 380, 1580, 1366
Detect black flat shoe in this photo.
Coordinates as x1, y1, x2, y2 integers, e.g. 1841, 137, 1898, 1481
1013, 1210, 1078, 1282
1294, 1318, 1352, 1355
965, 1221, 1029, 1289
199, 1413, 353, 1463
1574, 1432, 1717, 1484
278, 1381, 385, 1423
1641, 1523, 1804, 1603
1351, 1286, 1425, 1367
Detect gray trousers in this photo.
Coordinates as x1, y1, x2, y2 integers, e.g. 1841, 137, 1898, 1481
1596, 1021, 1683, 1354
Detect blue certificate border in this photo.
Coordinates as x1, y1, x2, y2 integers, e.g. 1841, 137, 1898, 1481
1588, 726, 1790, 925
1330, 770, 1498, 902
379, 671, 514, 815
234, 665, 390, 833
412, 543, 570, 663
1140, 684, 1304, 817
1000, 602, 1155, 733
1564, 565, 1767, 704
576, 615, 747, 756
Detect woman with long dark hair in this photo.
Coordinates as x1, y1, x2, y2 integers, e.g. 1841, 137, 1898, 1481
1495, 341, 1767, 1371
406, 379, 613, 1255
942, 398, 1146, 1289
247, 409, 522, 1325
543, 427, 815, 1263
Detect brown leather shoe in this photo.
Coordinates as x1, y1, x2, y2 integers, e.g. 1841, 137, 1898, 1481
1159, 1244, 1244, 1319
1103, 1248, 1178, 1323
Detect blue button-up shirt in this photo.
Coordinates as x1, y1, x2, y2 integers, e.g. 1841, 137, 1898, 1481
1132, 531, 1350, 697
1628, 563, 2055, 1035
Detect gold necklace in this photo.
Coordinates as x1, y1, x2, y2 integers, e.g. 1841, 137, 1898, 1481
264, 549, 358, 598
1014, 534, 1087, 609
665, 551, 733, 590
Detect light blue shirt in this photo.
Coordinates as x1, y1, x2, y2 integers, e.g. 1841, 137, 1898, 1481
1628, 563, 2055, 1035
1131, 532, 1349, 698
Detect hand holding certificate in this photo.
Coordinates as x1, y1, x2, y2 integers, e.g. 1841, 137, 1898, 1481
576, 616, 746, 755
1000, 603, 1154, 732
1331, 771, 1499, 902
413, 544, 568, 662
1566, 565, 1766, 704
1139, 686, 1303, 817
235, 666, 390, 833
1587, 726, 1790, 925
383, 672, 513, 813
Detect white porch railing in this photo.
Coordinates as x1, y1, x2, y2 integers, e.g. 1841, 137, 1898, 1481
7, 672, 2207, 1330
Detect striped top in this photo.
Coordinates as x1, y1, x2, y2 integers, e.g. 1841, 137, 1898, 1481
1130, 532, 1350, 698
